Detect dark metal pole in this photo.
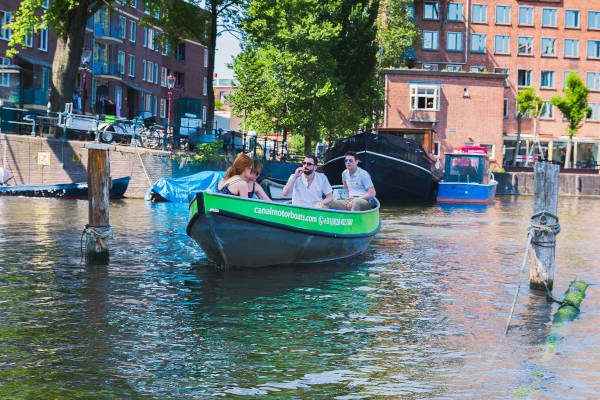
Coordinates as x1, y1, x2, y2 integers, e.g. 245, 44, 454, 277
374, 45, 383, 132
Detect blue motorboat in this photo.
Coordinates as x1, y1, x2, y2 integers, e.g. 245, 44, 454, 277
437, 146, 497, 204
0, 176, 130, 199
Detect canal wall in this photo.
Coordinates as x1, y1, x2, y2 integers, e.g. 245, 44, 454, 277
495, 171, 600, 196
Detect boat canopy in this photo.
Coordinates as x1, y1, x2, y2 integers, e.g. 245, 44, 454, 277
444, 153, 490, 184
145, 171, 226, 202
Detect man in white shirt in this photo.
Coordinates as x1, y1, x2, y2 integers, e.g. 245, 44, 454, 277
283, 154, 333, 208
328, 151, 376, 211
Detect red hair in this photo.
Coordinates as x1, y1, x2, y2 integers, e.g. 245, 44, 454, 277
224, 153, 254, 180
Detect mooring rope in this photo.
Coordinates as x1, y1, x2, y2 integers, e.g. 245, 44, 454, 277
80, 224, 113, 264
504, 211, 562, 336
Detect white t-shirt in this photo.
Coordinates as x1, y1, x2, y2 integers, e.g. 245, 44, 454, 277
342, 167, 374, 197
286, 171, 333, 207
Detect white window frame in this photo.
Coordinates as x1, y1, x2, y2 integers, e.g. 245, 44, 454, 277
128, 54, 135, 77
446, 64, 462, 71
148, 28, 154, 50
471, 33, 486, 53
433, 141, 441, 157
587, 40, 600, 59
564, 39, 579, 58
540, 70, 555, 89
495, 5, 511, 25
409, 84, 440, 111
589, 11, 600, 30
448, 2, 463, 22
539, 101, 554, 120
0, 57, 10, 87
470, 66, 486, 72
518, 36, 533, 55
479, 144, 495, 159
587, 72, 600, 91
565, 10, 580, 29
160, 98, 166, 118
503, 98, 509, 118
0, 11, 12, 41
38, 27, 48, 51
118, 50, 125, 74
587, 103, 600, 121
129, 20, 136, 43
161, 67, 167, 87
119, 16, 126, 39
471, 4, 487, 23
542, 8, 557, 28
541, 38, 556, 57
518, 7, 533, 26
446, 32, 463, 52
494, 35, 509, 54
422, 31, 439, 50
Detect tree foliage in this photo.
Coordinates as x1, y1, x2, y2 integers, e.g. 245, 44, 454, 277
378, 0, 419, 68
550, 72, 591, 138
516, 87, 544, 119
230, 0, 380, 153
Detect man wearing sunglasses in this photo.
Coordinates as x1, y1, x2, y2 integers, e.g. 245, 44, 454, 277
327, 151, 376, 211
283, 154, 333, 208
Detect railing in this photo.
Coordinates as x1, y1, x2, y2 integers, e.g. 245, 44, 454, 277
92, 61, 122, 76
93, 23, 123, 40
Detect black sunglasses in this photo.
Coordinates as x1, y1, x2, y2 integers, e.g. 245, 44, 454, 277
302, 162, 315, 166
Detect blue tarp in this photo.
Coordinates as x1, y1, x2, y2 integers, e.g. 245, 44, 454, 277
145, 171, 226, 202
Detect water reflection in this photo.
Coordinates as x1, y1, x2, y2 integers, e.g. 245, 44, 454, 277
0, 196, 599, 398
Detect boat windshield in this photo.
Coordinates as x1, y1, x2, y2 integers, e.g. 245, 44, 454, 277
444, 155, 484, 183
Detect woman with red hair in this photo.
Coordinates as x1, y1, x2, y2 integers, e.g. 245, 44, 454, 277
215, 153, 254, 197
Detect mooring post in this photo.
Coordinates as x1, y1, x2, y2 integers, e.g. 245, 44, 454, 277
529, 162, 560, 291
86, 143, 111, 264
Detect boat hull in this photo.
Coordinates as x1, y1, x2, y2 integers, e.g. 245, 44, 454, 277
323, 132, 440, 203
186, 192, 380, 268
0, 176, 130, 199
437, 180, 498, 204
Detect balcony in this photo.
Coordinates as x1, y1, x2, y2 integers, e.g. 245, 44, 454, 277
93, 23, 123, 41
23, 88, 48, 106
93, 61, 123, 78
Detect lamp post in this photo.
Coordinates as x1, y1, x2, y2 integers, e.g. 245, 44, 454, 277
80, 47, 92, 113
166, 73, 176, 133
374, 45, 383, 132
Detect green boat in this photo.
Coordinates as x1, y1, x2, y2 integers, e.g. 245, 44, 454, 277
186, 191, 381, 268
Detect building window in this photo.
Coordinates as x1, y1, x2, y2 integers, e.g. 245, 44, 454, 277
131, 0, 137, 8
423, 2, 439, 20
119, 16, 126, 39
470, 66, 486, 72
541, 38, 556, 56
148, 28, 154, 50
542, 9, 557, 27
518, 7, 533, 26
203, 77, 207, 96
161, 67, 167, 87
407, 4, 415, 20
203, 106, 207, 123
422, 31, 438, 50
494, 67, 509, 87
41, 67, 49, 90
541, 70, 555, 88
129, 20, 136, 42
422, 63, 438, 71
539, 102, 554, 119
0, 11, 12, 40
517, 69, 532, 87
472, 4, 487, 23
115, 86, 122, 112
409, 85, 440, 111
446, 64, 462, 71
433, 142, 441, 157
147, 61, 153, 82
142, 60, 146, 80
518, 37, 533, 55
564, 39, 579, 58
160, 98, 166, 118
42, 0, 49, 9
448, 2, 463, 21
118, 51, 125, 74
143, 27, 147, 47
503, 99, 508, 118
587, 72, 600, 91
447, 32, 463, 51
480, 144, 495, 158
564, 71, 576, 88
175, 43, 186, 61
204, 49, 209, 68
128, 54, 135, 77
565, 10, 580, 29
587, 103, 600, 121
38, 27, 48, 51
174, 71, 184, 87
471, 33, 486, 53
25, 27, 33, 47
494, 35, 509, 54
589, 11, 600, 29
154, 63, 158, 84
587, 40, 600, 59
0, 57, 10, 87
495, 5, 510, 25
153, 95, 157, 116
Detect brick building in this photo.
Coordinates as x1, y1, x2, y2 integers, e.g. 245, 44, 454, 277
0, 0, 209, 125
384, 0, 600, 168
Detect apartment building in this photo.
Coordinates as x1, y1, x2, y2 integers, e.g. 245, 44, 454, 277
0, 0, 210, 125
384, 0, 600, 168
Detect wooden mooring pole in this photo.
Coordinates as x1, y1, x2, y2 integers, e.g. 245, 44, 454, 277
86, 143, 111, 265
529, 162, 560, 291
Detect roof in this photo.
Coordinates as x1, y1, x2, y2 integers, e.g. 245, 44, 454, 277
384, 68, 507, 80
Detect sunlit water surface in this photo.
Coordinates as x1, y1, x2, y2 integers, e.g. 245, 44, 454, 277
1, 196, 599, 399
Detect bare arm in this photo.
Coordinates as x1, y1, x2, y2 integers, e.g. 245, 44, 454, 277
314, 191, 333, 208
255, 184, 271, 201
343, 180, 350, 197
360, 187, 376, 200
283, 168, 303, 196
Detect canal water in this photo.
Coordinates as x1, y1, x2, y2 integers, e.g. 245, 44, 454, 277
1, 196, 599, 399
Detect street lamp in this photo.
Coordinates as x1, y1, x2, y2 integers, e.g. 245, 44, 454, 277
80, 47, 92, 113
166, 73, 176, 133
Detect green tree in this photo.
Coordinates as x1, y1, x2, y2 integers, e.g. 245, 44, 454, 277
230, 0, 380, 154
514, 88, 544, 166
378, 0, 419, 68
551, 72, 591, 168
